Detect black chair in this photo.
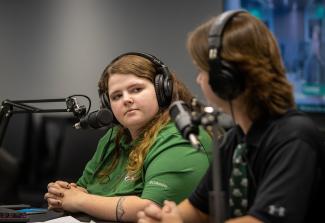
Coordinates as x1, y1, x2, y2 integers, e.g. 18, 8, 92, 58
17, 114, 107, 207
55, 125, 107, 182
0, 113, 31, 204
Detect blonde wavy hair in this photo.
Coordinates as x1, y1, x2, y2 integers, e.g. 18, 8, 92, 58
97, 54, 193, 179
187, 12, 295, 121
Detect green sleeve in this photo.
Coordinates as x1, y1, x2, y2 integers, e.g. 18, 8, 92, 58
76, 128, 115, 187
141, 126, 212, 206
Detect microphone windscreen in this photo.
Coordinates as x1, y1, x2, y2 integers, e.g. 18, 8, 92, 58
75, 108, 114, 129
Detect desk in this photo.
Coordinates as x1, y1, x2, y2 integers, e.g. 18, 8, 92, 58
28, 210, 117, 223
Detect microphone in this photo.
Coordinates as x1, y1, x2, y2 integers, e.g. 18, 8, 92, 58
74, 109, 114, 129
169, 100, 200, 149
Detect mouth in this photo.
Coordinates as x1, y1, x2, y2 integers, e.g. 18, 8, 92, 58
124, 109, 138, 115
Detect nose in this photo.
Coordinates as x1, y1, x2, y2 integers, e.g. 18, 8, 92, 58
123, 93, 133, 105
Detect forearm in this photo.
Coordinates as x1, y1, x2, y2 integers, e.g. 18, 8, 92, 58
178, 199, 209, 223
225, 215, 262, 223
76, 194, 156, 222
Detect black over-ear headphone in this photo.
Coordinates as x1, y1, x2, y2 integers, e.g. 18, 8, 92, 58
99, 52, 173, 110
208, 9, 247, 101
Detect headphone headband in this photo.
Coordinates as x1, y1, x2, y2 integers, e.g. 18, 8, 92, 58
109, 52, 169, 76
99, 52, 173, 110
208, 9, 247, 61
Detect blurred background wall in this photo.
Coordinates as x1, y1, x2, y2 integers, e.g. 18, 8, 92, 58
0, 0, 222, 108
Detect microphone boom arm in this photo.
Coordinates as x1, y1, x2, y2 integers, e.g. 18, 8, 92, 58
0, 97, 87, 147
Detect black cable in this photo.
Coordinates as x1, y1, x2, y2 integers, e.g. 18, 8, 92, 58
199, 140, 212, 165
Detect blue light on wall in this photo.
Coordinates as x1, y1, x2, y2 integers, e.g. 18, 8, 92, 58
315, 5, 325, 18
248, 8, 262, 19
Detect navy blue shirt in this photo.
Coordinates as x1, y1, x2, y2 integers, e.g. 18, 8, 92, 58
189, 110, 325, 223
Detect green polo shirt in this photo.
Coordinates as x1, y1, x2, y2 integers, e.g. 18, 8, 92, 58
77, 122, 212, 206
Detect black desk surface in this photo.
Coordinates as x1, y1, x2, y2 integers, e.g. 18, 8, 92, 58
28, 210, 117, 223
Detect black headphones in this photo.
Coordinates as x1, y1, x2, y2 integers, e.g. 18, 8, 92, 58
99, 52, 173, 111
208, 9, 247, 101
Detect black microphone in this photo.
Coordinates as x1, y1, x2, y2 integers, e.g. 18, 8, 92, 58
169, 100, 200, 149
73, 109, 114, 129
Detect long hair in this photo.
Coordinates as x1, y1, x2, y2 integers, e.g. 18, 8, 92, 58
187, 12, 295, 121
97, 54, 193, 179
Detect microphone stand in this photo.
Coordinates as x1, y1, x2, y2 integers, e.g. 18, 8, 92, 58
209, 123, 227, 223
0, 97, 86, 147
192, 102, 227, 223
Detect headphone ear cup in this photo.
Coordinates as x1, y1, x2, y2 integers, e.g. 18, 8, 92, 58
209, 59, 244, 100
99, 92, 120, 125
100, 92, 110, 109
154, 74, 173, 107
155, 74, 166, 107
163, 75, 173, 104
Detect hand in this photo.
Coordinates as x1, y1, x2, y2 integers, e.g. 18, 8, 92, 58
59, 185, 88, 213
137, 203, 162, 223
137, 200, 183, 223
44, 180, 88, 213
44, 181, 71, 211
160, 201, 183, 223
69, 183, 88, 193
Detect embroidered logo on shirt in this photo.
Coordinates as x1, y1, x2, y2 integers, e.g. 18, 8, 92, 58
124, 175, 135, 182
148, 180, 168, 189
268, 205, 286, 217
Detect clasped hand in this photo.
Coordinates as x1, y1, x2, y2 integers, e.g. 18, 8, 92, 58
44, 180, 88, 212
137, 200, 183, 223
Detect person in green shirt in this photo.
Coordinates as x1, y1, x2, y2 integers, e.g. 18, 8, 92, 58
44, 52, 212, 222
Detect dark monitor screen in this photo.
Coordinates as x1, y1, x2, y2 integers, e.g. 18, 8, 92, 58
224, 0, 325, 113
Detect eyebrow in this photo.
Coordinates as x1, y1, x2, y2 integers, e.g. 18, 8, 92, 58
108, 82, 146, 96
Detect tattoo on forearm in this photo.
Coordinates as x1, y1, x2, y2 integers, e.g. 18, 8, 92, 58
116, 197, 126, 221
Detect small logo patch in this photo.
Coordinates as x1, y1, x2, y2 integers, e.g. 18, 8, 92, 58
148, 180, 168, 189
